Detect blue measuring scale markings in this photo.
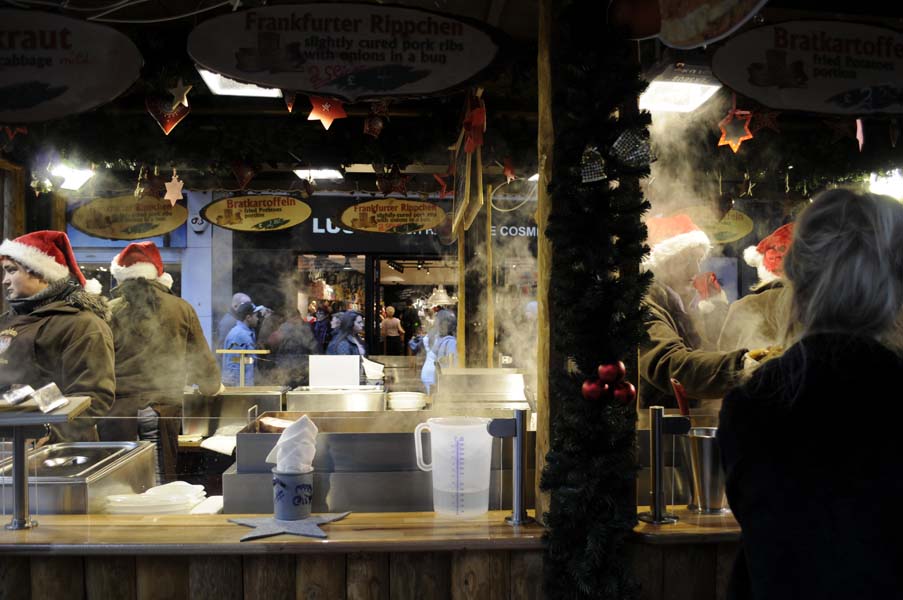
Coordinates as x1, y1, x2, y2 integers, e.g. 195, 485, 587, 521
432, 434, 490, 517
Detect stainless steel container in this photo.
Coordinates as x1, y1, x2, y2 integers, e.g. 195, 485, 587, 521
223, 411, 535, 514
182, 385, 286, 436
0, 441, 155, 514
284, 387, 385, 412
369, 355, 426, 393
686, 427, 728, 513
433, 369, 531, 411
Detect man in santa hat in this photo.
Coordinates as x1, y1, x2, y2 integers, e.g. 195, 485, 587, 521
718, 223, 795, 353
104, 241, 223, 482
0, 230, 114, 441
639, 214, 749, 409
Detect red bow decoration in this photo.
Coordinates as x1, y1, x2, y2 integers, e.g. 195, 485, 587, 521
462, 95, 486, 154
3, 126, 27, 141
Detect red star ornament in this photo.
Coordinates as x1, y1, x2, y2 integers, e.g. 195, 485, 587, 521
146, 96, 190, 136
307, 96, 346, 130
283, 91, 296, 113
718, 110, 754, 153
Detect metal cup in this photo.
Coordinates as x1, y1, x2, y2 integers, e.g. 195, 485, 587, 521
272, 470, 313, 520
686, 427, 728, 514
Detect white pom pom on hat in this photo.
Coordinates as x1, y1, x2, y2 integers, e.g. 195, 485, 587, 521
643, 214, 711, 270
744, 223, 794, 284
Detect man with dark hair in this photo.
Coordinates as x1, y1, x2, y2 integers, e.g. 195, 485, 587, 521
400, 298, 420, 355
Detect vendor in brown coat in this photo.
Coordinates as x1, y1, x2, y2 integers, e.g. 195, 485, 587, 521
102, 241, 223, 482
0, 230, 114, 442
639, 215, 748, 409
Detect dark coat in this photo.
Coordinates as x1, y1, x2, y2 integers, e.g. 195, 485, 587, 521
640, 282, 746, 408
718, 333, 903, 600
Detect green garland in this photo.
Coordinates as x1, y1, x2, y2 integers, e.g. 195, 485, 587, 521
539, 3, 651, 599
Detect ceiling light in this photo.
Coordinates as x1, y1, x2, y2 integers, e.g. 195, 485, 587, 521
639, 62, 721, 113
342, 257, 353, 271
196, 67, 283, 98
869, 170, 903, 199
527, 173, 540, 182
427, 285, 452, 307
387, 260, 404, 273
50, 164, 94, 190
293, 169, 344, 181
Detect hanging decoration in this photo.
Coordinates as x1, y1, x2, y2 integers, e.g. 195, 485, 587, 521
168, 78, 193, 110
231, 160, 257, 190
718, 94, 754, 153
503, 157, 517, 184
283, 91, 297, 113
462, 92, 486, 153
164, 169, 184, 206
3, 126, 27, 142
856, 118, 865, 152
145, 96, 190, 136
376, 165, 409, 196
363, 100, 390, 139
825, 119, 857, 144
432, 173, 451, 199
750, 111, 780, 134
307, 96, 347, 130
610, 129, 654, 168
580, 145, 606, 183
133, 165, 147, 197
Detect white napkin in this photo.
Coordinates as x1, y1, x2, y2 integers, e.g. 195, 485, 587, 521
265, 415, 318, 474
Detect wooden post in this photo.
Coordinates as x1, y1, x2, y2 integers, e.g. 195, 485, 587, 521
486, 183, 494, 368
456, 226, 466, 366
534, 0, 555, 525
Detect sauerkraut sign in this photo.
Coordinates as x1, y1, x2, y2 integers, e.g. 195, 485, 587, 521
340, 198, 446, 233
187, 4, 500, 101
0, 9, 142, 122
713, 21, 903, 114
70, 195, 187, 241
201, 195, 312, 232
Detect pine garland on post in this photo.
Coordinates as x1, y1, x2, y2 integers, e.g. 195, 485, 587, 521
540, 1, 651, 598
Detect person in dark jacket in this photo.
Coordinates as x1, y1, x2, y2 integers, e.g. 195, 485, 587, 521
718, 189, 903, 600
103, 241, 223, 481
639, 214, 748, 409
267, 306, 320, 387
326, 310, 366, 356
0, 230, 113, 442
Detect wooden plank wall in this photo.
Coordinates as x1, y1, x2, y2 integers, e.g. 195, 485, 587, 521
0, 550, 544, 600
628, 541, 741, 600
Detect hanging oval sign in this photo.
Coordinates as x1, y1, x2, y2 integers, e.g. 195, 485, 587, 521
681, 205, 754, 244
201, 195, 312, 232
70, 195, 187, 241
713, 20, 903, 114
187, 3, 501, 102
0, 9, 143, 123
340, 198, 446, 233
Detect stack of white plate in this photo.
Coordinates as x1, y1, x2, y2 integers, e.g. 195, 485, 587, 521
387, 392, 427, 411
105, 481, 206, 515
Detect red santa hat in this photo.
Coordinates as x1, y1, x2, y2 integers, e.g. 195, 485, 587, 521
743, 223, 794, 284
110, 241, 173, 289
0, 230, 101, 294
643, 214, 711, 269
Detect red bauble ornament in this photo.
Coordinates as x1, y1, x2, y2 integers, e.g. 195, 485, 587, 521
613, 381, 637, 406
597, 361, 627, 384
581, 379, 608, 401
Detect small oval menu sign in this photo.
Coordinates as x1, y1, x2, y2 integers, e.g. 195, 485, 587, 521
0, 9, 143, 122
187, 3, 500, 101
201, 195, 312, 232
71, 195, 187, 241
340, 198, 446, 233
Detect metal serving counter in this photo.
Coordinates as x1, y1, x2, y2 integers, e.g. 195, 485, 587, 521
285, 386, 385, 412
222, 410, 535, 514
182, 386, 286, 436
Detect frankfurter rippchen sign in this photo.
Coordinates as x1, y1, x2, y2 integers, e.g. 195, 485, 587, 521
187, 4, 501, 101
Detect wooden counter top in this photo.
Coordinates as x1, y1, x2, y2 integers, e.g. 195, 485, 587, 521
633, 506, 741, 544
0, 510, 544, 555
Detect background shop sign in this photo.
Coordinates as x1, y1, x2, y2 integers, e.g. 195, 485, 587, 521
713, 21, 903, 114
682, 205, 754, 244
187, 3, 500, 102
70, 195, 187, 241
202, 195, 312, 232
340, 198, 446, 233
0, 9, 143, 122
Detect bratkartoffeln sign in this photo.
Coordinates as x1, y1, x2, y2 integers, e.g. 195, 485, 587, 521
713, 21, 903, 114
0, 9, 142, 122
187, 4, 501, 101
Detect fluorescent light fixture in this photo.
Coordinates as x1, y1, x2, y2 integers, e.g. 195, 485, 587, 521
639, 62, 721, 113
196, 67, 283, 98
527, 173, 540, 182
869, 170, 903, 199
293, 168, 344, 180
50, 164, 95, 190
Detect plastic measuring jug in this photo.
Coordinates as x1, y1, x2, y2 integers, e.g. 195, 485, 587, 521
414, 417, 493, 517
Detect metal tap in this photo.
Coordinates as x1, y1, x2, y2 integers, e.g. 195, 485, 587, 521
638, 406, 690, 525
488, 409, 533, 526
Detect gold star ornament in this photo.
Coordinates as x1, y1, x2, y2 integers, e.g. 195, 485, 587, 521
168, 78, 193, 111
164, 173, 184, 207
